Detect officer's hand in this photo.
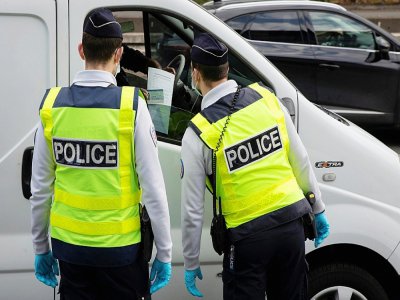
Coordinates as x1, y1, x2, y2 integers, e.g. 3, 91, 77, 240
184, 267, 204, 297
314, 212, 330, 248
150, 258, 172, 294
34, 251, 59, 288
163, 66, 176, 75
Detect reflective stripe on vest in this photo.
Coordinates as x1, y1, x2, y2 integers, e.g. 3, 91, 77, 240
40, 86, 141, 247
190, 83, 304, 229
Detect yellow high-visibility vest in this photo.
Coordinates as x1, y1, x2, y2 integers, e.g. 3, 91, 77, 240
190, 83, 305, 229
40, 86, 141, 247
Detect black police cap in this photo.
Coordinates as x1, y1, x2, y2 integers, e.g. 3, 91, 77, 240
191, 32, 228, 66
83, 8, 122, 39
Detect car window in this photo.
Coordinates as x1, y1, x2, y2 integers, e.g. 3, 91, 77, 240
225, 14, 254, 39
245, 11, 304, 44
309, 11, 375, 49
114, 10, 263, 145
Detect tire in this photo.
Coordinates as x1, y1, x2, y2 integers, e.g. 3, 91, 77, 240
308, 263, 389, 300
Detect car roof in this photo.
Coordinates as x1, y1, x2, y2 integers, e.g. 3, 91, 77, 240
203, 0, 269, 9
204, 0, 347, 12
204, 0, 400, 47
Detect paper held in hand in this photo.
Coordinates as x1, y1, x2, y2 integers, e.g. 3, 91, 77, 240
147, 67, 175, 134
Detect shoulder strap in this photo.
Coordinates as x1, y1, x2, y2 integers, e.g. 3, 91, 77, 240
212, 86, 241, 218
40, 87, 62, 148
248, 82, 281, 112
119, 86, 137, 197
188, 113, 217, 150
189, 113, 210, 136
248, 82, 290, 154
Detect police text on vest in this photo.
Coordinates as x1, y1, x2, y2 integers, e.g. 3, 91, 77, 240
52, 138, 118, 168
224, 126, 283, 173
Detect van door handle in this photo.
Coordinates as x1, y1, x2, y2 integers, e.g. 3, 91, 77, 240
319, 63, 340, 70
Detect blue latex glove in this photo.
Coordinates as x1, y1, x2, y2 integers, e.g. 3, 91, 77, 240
314, 212, 330, 248
34, 251, 59, 288
150, 258, 172, 294
185, 267, 204, 297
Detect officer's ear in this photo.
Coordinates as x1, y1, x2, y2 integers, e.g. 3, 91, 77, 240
192, 66, 199, 81
114, 46, 123, 64
195, 68, 204, 84
78, 43, 85, 61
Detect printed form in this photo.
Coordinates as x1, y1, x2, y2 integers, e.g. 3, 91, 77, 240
147, 67, 175, 134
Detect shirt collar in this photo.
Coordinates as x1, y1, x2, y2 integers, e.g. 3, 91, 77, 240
201, 80, 238, 110
72, 70, 117, 87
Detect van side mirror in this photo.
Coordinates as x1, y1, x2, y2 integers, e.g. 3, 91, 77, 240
21, 146, 33, 199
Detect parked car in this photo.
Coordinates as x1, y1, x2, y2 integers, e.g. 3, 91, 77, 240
205, 0, 400, 127
3, 0, 400, 299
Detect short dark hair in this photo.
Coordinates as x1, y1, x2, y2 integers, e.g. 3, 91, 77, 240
82, 32, 122, 63
192, 62, 229, 83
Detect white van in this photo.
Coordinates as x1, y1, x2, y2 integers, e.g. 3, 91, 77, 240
2, 0, 400, 299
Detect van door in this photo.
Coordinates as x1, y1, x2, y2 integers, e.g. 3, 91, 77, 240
68, 2, 270, 299
69, 3, 223, 298
0, 0, 57, 299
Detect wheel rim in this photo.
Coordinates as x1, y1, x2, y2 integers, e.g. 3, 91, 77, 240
311, 286, 368, 300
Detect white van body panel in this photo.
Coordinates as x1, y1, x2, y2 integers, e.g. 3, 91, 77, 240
299, 93, 400, 209
0, 1, 56, 298
305, 184, 400, 257
56, 0, 70, 87
389, 242, 400, 274
298, 92, 400, 257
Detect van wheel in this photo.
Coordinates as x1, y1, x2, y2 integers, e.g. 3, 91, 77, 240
308, 263, 389, 300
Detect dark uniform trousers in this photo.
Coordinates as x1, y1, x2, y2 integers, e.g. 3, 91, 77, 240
223, 218, 307, 300
58, 256, 150, 300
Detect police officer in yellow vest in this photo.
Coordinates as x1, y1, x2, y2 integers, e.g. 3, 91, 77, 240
181, 33, 330, 299
30, 8, 172, 299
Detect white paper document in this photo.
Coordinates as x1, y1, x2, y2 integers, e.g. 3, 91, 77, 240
146, 67, 175, 134
147, 67, 174, 106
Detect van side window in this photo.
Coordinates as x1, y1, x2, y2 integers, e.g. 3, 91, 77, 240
114, 10, 263, 144
309, 11, 375, 49
227, 11, 304, 44
114, 11, 148, 89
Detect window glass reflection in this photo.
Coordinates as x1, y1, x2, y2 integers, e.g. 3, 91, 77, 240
249, 11, 303, 44
309, 11, 375, 49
